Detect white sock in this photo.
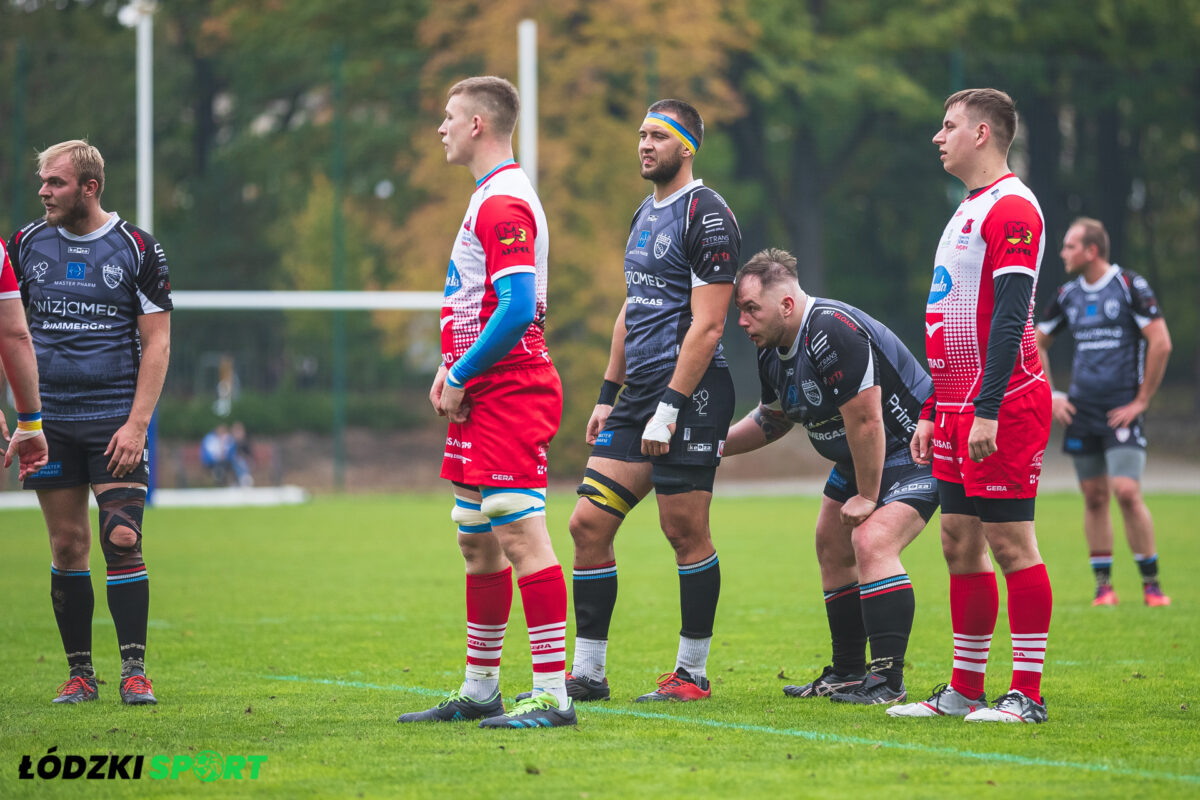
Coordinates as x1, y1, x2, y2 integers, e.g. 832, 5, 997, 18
675, 635, 711, 680
532, 672, 568, 707
571, 637, 608, 682
461, 665, 499, 702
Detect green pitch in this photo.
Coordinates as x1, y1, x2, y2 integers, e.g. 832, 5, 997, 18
1, 492, 1197, 798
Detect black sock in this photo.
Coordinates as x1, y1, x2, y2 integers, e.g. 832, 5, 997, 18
106, 565, 149, 677
859, 574, 915, 690
823, 582, 867, 676
51, 567, 94, 678
1135, 554, 1160, 585
678, 553, 720, 639
573, 561, 618, 639
1090, 551, 1113, 588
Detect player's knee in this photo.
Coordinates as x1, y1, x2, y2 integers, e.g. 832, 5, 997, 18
1110, 478, 1142, 508
576, 468, 637, 522
450, 494, 491, 534
97, 487, 145, 566
480, 487, 546, 526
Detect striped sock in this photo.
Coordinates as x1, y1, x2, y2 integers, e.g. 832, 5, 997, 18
106, 564, 149, 677
1134, 553, 1159, 585
859, 574, 915, 690
462, 567, 511, 701
676, 552, 720, 680
519, 565, 568, 705
1089, 551, 1113, 588
51, 566, 94, 678
1006, 563, 1052, 703
823, 582, 867, 676
949, 571, 998, 699
572, 561, 617, 681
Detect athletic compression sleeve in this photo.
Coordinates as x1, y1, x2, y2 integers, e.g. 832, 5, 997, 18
973, 272, 1033, 420
446, 272, 536, 388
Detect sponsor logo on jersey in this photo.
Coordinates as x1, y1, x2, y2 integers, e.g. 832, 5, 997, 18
1004, 221, 1032, 245
823, 370, 843, 387
66, 262, 88, 280
31, 298, 119, 317
629, 295, 663, 306
626, 271, 667, 288
491, 474, 514, 481
927, 266, 953, 304
636, 230, 651, 248
786, 385, 800, 407
687, 442, 712, 453
701, 212, 724, 232
985, 484, 1008, 492
595, 431, 613, 447
802, 379, 822, 405
31, 261, 49, 282
495, 222, 526, 246
102, 264, 123, 289
66, 245, 90, 255
817, 351, 839, 370
653, 233, 672, 259
691, 388, 710, 415
827, 468, 849, 489
1104, 298, 1120, 319
887, 393, 918, 434
925, 319, 944, 337
807, 428, 845, 442
444, 259, 462, 296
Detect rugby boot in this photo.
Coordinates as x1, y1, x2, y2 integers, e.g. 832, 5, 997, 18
964, 690, 1048, 723
52, 675, 98, 704
783, 665, 865, 698
888, 683, 987, 717
1092, 584, 1119, 606
119, 674, 157, 705
478, 692, 577, 729
829, 672, 906, 705
515, 671, 610, 702
1144, 582, 1171, 607
397, 689, 504, 723
635, 668, 710, 702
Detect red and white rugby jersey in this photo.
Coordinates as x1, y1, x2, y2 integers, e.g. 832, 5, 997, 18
440, 161, 550, 372
925, 174, 1046, 412
0, 236, 19, 299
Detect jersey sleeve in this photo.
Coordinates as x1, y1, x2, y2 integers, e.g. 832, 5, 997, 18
135, 229, 174, 313
981, 194, 1043, 280
757, 349, 781, 408
683, 189, 739, 286
473, 194, 538, 282
1036, 287, 1067, 337
805, 307, 875, 407
1121, 269, 1163, 328
0, 237, 17, 299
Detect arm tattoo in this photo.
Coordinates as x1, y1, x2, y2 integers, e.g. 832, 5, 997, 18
752, 406, 793, 443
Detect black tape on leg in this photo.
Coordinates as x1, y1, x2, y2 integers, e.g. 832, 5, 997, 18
97, 487, 146, 566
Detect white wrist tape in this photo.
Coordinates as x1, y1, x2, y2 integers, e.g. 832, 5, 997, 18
643, 401, 679, 443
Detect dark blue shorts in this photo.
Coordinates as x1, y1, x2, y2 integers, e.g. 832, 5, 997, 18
23, 416, 148, 490
825, 449, 939, 522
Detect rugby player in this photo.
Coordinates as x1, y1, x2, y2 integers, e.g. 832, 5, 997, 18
1036, 217, 1172, 607
725, 248, 937, 706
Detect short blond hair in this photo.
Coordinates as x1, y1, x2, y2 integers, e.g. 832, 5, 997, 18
448, 76, 520, 138
1071, 217, 1109, 260
37, 139, 105, 198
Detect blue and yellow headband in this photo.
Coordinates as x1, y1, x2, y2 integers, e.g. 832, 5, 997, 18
643, 111, 699, 155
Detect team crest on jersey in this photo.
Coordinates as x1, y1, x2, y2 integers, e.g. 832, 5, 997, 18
495, 222, 526, 246
654, 233, 672, 259
961, 218, 974, 234
928, 265, 953, 304
801, 379, 823, 405
1104, 298, 1120, 319
102, 264, 123, 289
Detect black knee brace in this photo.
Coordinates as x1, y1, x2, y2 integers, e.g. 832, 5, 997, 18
97, 488, 146, 567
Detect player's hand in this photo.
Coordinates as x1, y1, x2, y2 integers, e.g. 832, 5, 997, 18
438, 382, 471, 424
910, 419, 934, 466
840, 494, 878, 528
967, 416, 999, 463
586, 404, 613, 445
429, 366, 448, 416
0, 413, 9, 441
1107, 397, 1147, 430
6, 432, 48, 480
105, 421, 147, 478
1051, 392, 1075, 426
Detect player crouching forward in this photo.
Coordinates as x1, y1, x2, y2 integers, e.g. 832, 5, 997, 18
396, 76, 573, 729
725, 249, 937, 706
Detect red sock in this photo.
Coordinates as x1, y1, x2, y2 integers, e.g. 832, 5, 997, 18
1006, 563, 1052, 703
517, 565, 567, 684
949, 571, 998, 699
465, 567, 512, 677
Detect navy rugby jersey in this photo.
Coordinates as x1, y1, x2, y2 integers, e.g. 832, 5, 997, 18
10, 214, 173, 419
758, 297, 932, 466
1037, 264, 1161, 409
622, 180, 740, 376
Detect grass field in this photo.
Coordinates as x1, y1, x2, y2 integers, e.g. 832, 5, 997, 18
1, 491, 1197, 798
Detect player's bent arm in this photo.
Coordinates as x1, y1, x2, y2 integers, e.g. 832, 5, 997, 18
724, 404, 792, 457
0, 297, 41, 416
667, 281, 733, 396
1135, 317, 1172, 407
840, 386, 885, 502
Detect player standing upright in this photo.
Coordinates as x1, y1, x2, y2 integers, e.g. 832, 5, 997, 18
10, 140, 172, 705
561, 99, 740, 703
1036, 217, 1172, 607
890, 89, 1054, 723
397, 76, 574, 729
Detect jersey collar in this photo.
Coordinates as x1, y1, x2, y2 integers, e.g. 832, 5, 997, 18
652, 178, 703, 209
1078, 263, 1119, 293
477, 159, 518, 187
778, 295, 818, 360
965, 173, 1016, 201
57, 212, 120, 242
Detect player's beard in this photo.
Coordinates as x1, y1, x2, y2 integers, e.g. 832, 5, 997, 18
640, 146, 684, 184
45, 186, 88, 229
